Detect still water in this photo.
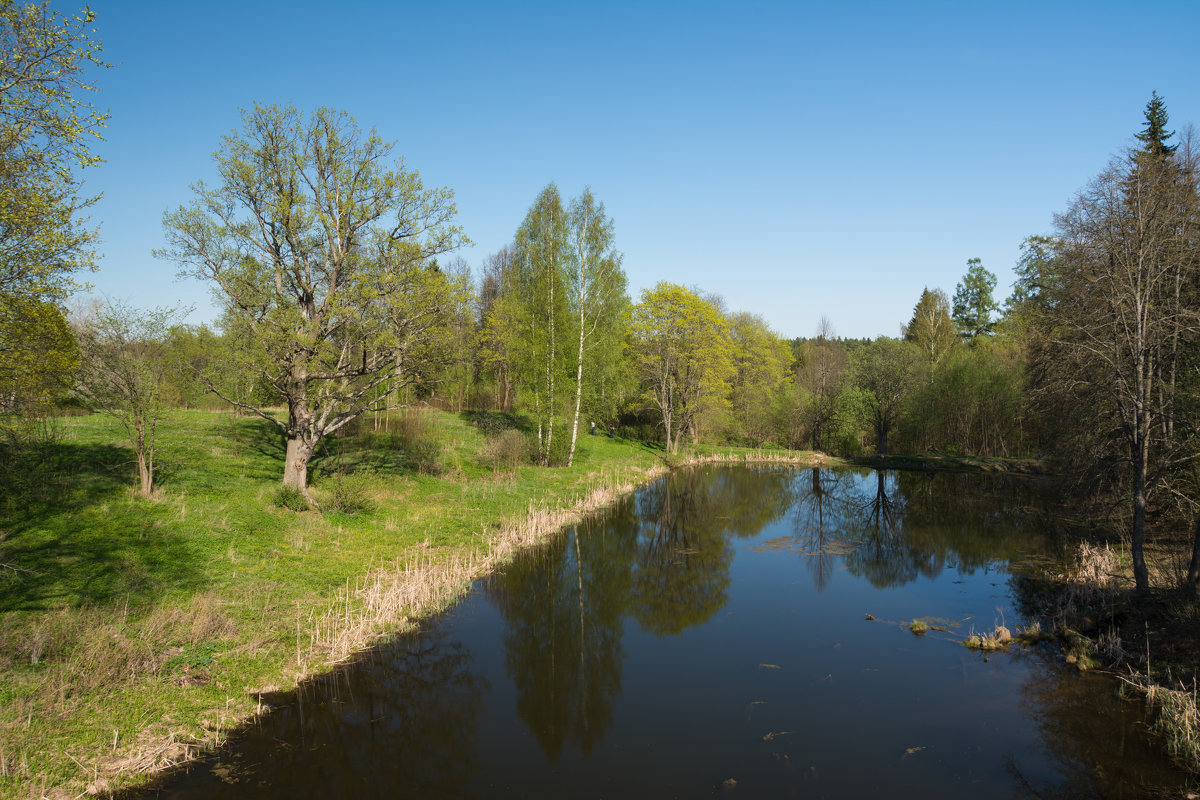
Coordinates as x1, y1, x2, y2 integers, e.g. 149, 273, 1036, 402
132, 467, 1194, 798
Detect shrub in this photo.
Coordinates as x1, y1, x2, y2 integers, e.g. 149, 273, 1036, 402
323, 471, 375, 515
485, 429, 529, 474
274, 485, 309, 512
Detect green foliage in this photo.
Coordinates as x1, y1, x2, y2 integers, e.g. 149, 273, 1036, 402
274, 484, 310, 512
321, 471, 375, 515
159, 104, 469, 489
795, 334, 847, 452
0, 297, 77, 423
631, 283, 734, 453
849, 336, 919, 456
1135, 90, 1176, 160
904, 288, 957, 366
900, 341, 1028, 457
726, 311, 790, 446
951, 258, 999, 342
0, 1, 111, 305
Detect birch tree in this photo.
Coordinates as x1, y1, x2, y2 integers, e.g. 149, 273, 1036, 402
512, 186, 570, 466
160, 104, 468, 494
564, 188, 627, 467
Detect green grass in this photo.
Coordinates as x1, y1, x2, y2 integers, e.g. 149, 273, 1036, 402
2, 408, 813, 796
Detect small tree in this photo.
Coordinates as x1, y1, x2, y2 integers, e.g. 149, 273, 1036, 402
75, 301, 184, 497
904, 288, 957, 365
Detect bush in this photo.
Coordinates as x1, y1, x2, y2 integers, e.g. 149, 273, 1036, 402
322, 471, 375, 515
485, 428, 529, 474
544, 422, 573, 467
274, 484, 309, 512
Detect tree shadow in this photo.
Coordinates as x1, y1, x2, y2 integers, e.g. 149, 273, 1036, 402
459, 409, 533, 436
0, 440, 203, 612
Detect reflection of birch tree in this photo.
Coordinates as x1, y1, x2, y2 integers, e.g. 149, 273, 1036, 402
486, 504, 636, 760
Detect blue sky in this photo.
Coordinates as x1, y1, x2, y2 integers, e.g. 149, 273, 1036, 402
84, 0, 1200, 339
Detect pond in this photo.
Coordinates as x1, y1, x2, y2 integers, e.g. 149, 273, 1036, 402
129, 467, 1194, 798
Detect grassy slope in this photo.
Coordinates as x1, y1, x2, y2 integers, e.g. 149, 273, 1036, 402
0, 409, 690, 797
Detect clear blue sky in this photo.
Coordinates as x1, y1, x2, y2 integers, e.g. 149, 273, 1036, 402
83, 0, 1200, 340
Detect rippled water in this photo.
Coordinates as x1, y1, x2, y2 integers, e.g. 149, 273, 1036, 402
128, 467, 1195, 799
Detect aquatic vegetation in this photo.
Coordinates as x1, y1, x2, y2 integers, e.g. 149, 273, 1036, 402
963, 624, 1013, 651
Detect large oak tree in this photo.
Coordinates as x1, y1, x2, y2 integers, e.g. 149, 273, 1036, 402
160, 104, 468, 493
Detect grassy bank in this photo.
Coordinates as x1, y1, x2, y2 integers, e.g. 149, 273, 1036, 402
0, 409, 824, 798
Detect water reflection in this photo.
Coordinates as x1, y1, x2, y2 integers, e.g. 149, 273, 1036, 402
122, 621, 488, 798
483, 508, 635, 760
124, 467, 1193, 799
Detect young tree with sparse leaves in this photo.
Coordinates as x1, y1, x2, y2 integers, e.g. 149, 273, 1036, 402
75, 301, 185, 497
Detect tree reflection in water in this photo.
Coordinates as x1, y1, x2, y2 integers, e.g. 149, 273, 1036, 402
486, 466, 795, 760
124, 621, 488, 798
484, 499, 636, 761
126, 467, 1195, 800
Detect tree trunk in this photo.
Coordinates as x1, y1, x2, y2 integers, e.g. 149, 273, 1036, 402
1131, 438, 1150, 592
1186, 512, 1200, 596
283, 435, 313, 491
137, 451, 152, 497
567, 306, 586, 468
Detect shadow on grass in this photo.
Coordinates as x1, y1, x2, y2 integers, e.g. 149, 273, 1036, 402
0, 441, 203, 612
459, 410, 534, 436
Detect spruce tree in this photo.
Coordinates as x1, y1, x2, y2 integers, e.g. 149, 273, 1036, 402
1135, 91, 1176, 159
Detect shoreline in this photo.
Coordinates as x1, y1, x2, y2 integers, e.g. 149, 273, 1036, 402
88, 449, 829, 798
7, 417, 1190, 797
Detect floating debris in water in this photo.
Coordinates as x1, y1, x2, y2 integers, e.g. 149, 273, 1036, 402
762, 731, 792, 742
722, 778, 738, 791
758, 663, 781, 670
902, 746, 927, 758
748, 536, 861, 556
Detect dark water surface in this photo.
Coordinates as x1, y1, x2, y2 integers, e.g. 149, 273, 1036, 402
131, 467, 1195, 798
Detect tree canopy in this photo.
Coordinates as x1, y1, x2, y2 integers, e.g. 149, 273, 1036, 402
0, 0, 110, 303
160, 104, 469, 492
